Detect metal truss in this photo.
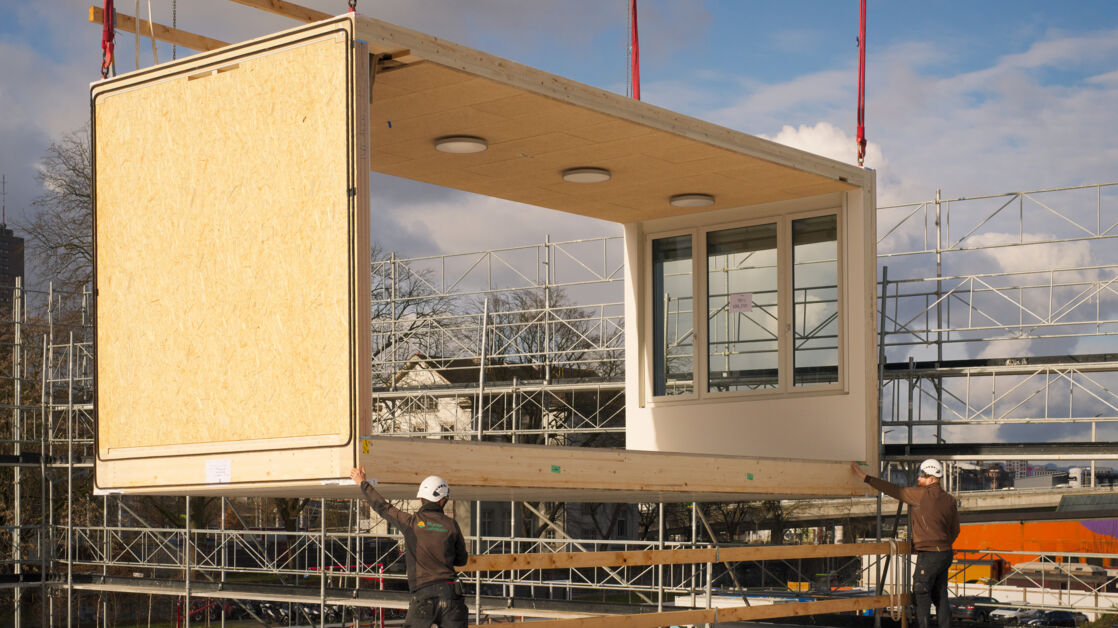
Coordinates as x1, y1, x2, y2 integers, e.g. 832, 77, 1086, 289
371, 236, 625, 388
6, 184, 1118, 624
866, 548, 1118, 617
372, 384, 625, 439
878, 183, 1118, 457
878, 182, 1118, 259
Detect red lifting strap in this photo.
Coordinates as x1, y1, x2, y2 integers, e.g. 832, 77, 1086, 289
100, 0, 115, 78
630, 0, 640, 101
856, 0, 867, 166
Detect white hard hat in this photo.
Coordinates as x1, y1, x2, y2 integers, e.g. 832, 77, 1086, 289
417, 475, 449, 502
919, 458, 944, 478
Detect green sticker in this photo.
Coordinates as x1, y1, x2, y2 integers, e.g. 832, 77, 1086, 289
747, 473, 754, 480
551, 464, 561, 473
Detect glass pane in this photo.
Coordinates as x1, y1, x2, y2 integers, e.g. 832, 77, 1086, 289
793, 215, 839, 386
652, 235, 693, 396
707, 223, 778, 391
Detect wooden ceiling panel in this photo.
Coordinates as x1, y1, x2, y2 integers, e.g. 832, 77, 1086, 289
565, 119, 657, 143
371, 105, 508, 147
366, 60, 858, 224
375, 60, 473, 92
459, 139, 638, 180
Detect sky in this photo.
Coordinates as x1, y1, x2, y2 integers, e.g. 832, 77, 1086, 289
2, 0, 1118, 257
2, 1, 1117, 453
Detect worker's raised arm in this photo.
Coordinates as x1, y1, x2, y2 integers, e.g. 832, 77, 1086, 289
851, 462, 921, 505
350, 467, 416, 530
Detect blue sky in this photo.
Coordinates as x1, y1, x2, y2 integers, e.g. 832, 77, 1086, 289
1, 0, 1117, 256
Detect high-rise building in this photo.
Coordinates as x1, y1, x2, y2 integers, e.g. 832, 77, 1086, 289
0, 225, 23, 306
1005, 460, 1029, 478
0, 174, 24, 306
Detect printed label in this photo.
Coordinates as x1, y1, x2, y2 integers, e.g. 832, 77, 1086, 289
730, 292, 753, 313
205, 459, 232, 484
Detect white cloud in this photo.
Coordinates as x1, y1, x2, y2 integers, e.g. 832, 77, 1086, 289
962, 232, 1093, 274
762, 121, 886, 170
375, 187, 618, 259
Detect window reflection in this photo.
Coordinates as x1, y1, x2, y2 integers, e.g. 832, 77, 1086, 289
792, 215, 839, 386
707, 223, 778, 391
652, 235, 693, 396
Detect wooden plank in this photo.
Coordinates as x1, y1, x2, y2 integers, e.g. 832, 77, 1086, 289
227, 0, 424, 64
102, 435, 876, 499
357, 437, 875, 503
89, 6, 229, 52
462, 541, 910, 572
497, 594, 909, 628
227, 0, 332, 23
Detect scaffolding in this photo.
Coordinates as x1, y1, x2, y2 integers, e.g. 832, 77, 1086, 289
3, 182, 1118, 625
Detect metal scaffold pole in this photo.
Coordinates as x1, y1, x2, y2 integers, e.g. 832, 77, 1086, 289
5, 182, 1118, 621
11, 278, 22, 625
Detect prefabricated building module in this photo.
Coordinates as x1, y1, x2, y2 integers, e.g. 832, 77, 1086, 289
93, 15, 877, 502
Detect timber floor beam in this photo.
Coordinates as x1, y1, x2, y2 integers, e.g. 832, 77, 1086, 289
507, 594, 911, 628
463, 541, 911, 572
228, 0, 332, 23
89, 6, 229, 52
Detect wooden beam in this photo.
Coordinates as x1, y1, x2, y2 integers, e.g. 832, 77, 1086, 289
462, 541, 910, 573
89, 6, 229, 52
493, 594, 910, 628
227, 0, 332, 23
226, 1, 424, 64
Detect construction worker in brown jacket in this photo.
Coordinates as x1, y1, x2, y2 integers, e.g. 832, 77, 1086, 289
852, 458, 959, 628
350, 467, 469, 628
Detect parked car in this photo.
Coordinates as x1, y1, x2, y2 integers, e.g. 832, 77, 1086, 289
988, 601, 1040, 624
1023, 610, 1089, 627
950, 595, 1000, 622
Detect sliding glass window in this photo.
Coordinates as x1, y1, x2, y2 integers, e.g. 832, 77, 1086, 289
706, 223, 778, 392
652, 235, 694, 396
792, 215, 839, 386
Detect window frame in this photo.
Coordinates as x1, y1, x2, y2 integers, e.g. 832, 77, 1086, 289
645, 205, 845, 405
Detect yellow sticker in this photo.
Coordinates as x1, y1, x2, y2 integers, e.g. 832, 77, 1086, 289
361, 439, 370, 454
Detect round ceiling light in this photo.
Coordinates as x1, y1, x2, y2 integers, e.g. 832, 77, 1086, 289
669, 193, 716, 208
433, 135, 488, 154
561, 167, 611, 183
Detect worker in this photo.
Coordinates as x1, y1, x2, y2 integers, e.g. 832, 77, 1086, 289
350, 467, 469, 628
851, 459, 959, 628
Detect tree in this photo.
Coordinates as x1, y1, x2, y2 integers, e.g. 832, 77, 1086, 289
19, 124, 93, 292
484, 287, 598, 373
370, 244, 458, 387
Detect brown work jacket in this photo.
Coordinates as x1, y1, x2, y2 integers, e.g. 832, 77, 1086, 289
360, 481, 469, 592
864, 475, 960, 552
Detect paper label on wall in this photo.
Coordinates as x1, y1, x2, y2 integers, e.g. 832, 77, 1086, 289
730, 292, 753, 313
205, 459, 232, 484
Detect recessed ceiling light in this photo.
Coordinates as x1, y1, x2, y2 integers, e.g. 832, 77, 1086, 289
561, 167, 611, 183
434, 136, 488, 154
669, 193, 715, 208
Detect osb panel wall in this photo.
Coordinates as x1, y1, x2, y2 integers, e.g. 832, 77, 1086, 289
96, 32, 356, 456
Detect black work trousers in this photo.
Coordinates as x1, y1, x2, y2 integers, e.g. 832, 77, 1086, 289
913, 549, 953, 628
404, 582, 468, 628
